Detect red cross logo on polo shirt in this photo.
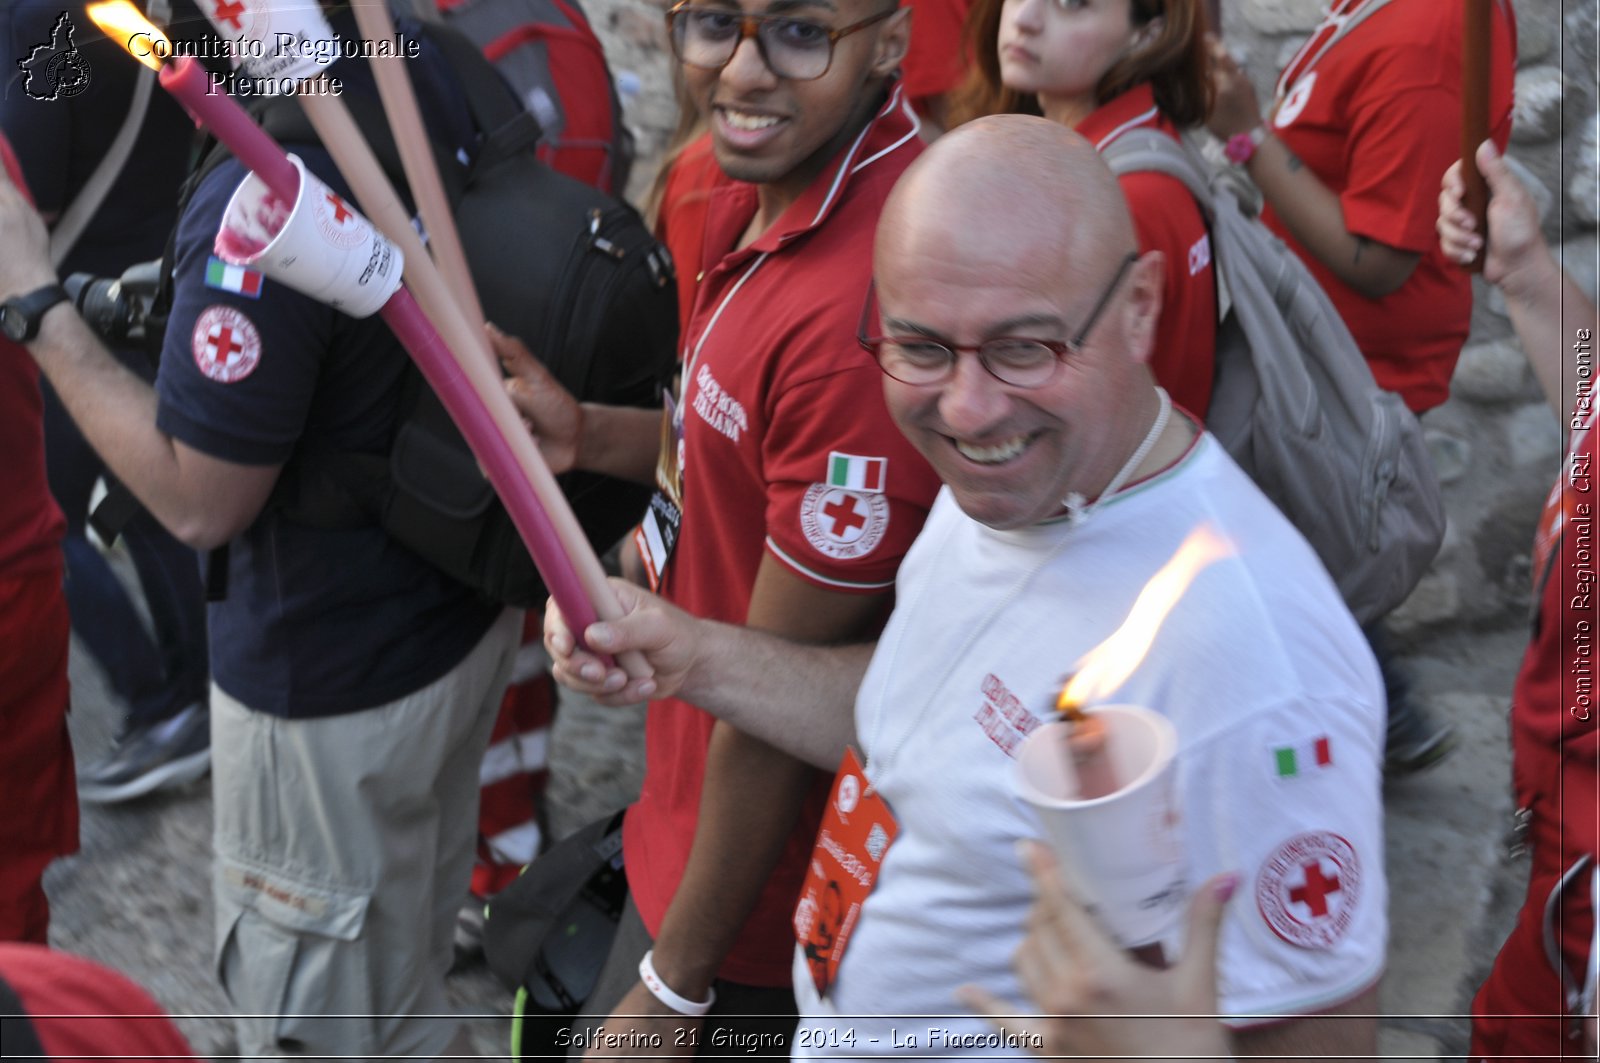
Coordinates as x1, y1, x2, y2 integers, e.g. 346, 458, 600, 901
325, 193, 354, 225
822, 495, 868, 539
801, 484, 887, 560
1288, 859, 1341, 918
206, 325, 243, 367
212, 0, 247, 30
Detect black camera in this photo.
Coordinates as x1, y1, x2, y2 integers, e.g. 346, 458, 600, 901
63, 258, 165, 352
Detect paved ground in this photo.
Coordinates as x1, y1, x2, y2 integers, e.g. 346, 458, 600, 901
47, 581, 648, 1059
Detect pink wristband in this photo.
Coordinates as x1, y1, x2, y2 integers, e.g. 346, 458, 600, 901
1225, 124, 1269, 166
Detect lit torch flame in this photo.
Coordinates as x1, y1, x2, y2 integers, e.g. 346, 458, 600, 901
87, 1, 169, 72
1057, 523, 1235, 719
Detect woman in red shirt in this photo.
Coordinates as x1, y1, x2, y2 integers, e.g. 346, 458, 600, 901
949, 0, 1216, 419
1206, 0, 1517, 774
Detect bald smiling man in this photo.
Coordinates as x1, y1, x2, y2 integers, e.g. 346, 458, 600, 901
546, 116, 1387, 1061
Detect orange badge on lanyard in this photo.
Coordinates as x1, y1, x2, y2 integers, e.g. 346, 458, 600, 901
794, 748, 897, 998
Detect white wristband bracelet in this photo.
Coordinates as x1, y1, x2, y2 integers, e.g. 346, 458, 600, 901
638, 950, 715, 1017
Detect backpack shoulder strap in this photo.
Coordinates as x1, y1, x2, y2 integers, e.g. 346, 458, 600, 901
1099, 128, 1214, 216
48, 0, 172, 266
412, 20, 544, 165
1100, 128, 1236, 319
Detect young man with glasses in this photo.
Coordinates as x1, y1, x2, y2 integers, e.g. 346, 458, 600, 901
495, 0, 939, 1053
544, 117, 1386, 1059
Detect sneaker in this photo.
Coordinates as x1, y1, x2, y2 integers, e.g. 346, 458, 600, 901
1384, 697, 1455, 776
79, 701, 211, 804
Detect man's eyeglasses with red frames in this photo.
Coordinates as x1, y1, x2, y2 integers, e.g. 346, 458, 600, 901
665, 2, 896, 81
857, 252, 1139, 388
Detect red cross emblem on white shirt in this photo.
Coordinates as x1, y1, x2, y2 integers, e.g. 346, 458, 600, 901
1288, 859, 1342, 918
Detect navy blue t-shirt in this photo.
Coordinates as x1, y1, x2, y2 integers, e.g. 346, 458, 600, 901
155, 43, 498, 718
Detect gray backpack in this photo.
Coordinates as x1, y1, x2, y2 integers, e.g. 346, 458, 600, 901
1103, 129, 1446, 624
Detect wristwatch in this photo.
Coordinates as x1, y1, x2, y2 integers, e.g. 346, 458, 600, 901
0, 283, 69, 343
1224, 125, 1269, 167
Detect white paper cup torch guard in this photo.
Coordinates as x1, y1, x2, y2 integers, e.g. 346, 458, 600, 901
217, 154, 404, 319
1013, 704, 1190, 951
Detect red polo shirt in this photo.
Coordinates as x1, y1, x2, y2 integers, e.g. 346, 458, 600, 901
0, 133, 74, 946
0, 135, 64, 578
625, 85, 940, 986
1471, 412, 1598, 1056
1078, 83, 1216, 419
1510, 411, 1597, 835
1263, 0, 1517, 413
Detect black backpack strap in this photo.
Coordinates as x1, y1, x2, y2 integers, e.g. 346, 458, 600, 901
87, 477, 146, 545
413, 21, 544, 166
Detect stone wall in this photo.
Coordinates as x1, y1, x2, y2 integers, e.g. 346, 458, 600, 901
1221, 0, 1599, 642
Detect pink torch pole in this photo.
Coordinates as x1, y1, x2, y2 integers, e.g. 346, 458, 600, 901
381, 289, 599, 636
153, 53, 608, 654
159, 58, 298, 200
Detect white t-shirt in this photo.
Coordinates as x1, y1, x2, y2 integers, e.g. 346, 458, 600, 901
793, 434, 1387, 1057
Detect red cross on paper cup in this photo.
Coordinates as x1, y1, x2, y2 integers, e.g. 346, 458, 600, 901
211, 0, 250, 32
314, 191, 366, 250
325, 192, 354, 224
198, 0, 336, 83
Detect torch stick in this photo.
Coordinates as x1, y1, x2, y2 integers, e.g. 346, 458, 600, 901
348, 0, 488, 347
1458, 0, 1492, 273
381, 289, 604, 644
86, 3, 649, 677
259, 7, 643, 676
161, 58, 606, 649
293, 90, 651, 677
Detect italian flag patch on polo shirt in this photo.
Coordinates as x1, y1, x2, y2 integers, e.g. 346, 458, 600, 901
827, 452, 886, 493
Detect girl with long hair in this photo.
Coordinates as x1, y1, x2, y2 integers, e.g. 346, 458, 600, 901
950, 0, 1216, 416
